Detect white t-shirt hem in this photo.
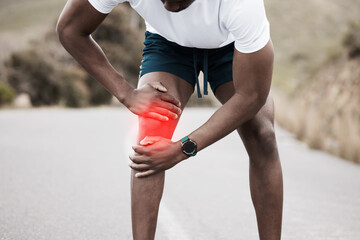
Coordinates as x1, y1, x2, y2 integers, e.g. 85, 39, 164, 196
88, 0, 270, 52
88, 0, 115, 14
235, 23, 270, 53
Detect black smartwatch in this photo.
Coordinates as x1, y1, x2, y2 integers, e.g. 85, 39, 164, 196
181, 136, 197, 157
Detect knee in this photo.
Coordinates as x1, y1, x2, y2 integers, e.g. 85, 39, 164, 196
243, 122, 278, 157
138, 117, 178, 141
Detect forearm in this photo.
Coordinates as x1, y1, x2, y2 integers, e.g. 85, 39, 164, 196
56, 0, 182, 125
188, 92, 265, 152
187, 42, 274, 154
58, 30, 133, 103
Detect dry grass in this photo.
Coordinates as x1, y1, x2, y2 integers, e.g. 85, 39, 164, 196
0, 0, 66, 62
0, 0, 66, 31
0, 0, 359, 162
268, 0, 360, 164
267, 0, 360, 93
274, 56, 360, 163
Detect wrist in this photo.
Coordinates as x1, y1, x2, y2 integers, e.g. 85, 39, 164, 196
179, 136, 197, 158
175, 140, 190, 161
116, 80, 134, 106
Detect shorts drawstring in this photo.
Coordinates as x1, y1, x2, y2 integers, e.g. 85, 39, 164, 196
193, 50, 202, 98
193, 49, 209, 98
203, 50, 208, 96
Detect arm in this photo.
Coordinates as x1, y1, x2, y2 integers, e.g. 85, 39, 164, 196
130, 40, 274, 177
188, 40, 274, 151
56, 0, 181, 121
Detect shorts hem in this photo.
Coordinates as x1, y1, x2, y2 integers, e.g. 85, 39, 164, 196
212, 79, 233, 94
139, 69, 195, 91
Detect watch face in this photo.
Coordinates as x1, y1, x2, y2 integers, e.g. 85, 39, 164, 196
183, 141, 196, 154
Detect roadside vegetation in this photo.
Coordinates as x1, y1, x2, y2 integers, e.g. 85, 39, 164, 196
265, 0, 360, 163
0, 82, 15, 105
1, 3, 144, 108
275, 23, 360, 163
0, 0, 359, 163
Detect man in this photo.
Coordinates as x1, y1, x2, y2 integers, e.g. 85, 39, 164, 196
56, 0, 283, 239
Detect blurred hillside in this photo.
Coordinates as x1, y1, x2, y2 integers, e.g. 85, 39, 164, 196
266, 0, 360, 92
0, 0, 359, 162
0, 0, 67, 62
265, 0, 360, 163
275, 24, 360, 163
0, 2, 145, 107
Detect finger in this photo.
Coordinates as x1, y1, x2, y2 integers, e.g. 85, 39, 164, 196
140, 136, 154, 146
129, 153, 149, 163
159, 93, 181, 107
143, 112, 169, 122
128, 162, 151, 171
155, 101, 182, 116
151, 107, 178, 120
140, 136, 162, 146
149, 82, 167, 93
135, 169, 157, 178
132, 145, 150, 155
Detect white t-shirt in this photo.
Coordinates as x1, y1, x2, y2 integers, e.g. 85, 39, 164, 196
88, 0, 270, 53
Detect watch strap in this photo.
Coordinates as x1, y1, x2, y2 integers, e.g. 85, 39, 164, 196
181, 136, 189, 143
181, 136, 197, 157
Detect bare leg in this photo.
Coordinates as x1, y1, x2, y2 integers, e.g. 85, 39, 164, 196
215, 82, 283, 240
239, 96, 283, 240
131, 72, 193, 240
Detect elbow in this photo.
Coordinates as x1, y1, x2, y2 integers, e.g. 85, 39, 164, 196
56, 21, 74, 46
251, 92, 269, 118
238, 91, 269, 117
254, 92, 268, 110
56, 18, 74, 46
56, 19, 66, 43
55, 16, 64, 37
55, 19, 61, 36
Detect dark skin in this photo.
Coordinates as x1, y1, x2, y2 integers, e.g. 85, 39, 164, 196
57, 0, 273, 177
57, 0, 273, 178
130, 39, 274, 177
56, 0, 182, 122
128, 0, 274, 177
57, 1, 282, 239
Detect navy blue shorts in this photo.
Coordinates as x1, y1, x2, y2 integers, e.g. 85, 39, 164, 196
139, 31, 234, 97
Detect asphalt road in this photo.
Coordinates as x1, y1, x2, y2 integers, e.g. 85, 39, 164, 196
0, 107, 359, 240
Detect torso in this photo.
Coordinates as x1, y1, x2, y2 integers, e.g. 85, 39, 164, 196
129, 0, 234, 49
89, 0, 270, 53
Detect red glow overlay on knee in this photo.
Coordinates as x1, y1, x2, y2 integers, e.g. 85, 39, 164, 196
138, 116, 176, 142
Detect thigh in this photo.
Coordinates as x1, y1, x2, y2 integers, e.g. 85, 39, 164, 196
137, 72, 194, 142
207, 43, 234, 93
140, 31, 197, 90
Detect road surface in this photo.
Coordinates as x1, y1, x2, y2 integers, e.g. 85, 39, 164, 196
0, 107, 359, 240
